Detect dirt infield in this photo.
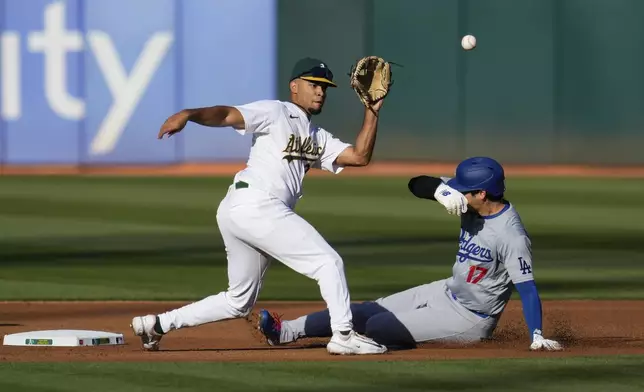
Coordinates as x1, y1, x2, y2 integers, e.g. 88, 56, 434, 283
3, 162, 644, 177
1, 300, 642, 362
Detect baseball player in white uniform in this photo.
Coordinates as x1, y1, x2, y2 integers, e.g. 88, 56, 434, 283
131, 58, 388, 355
258, 157, 563, 352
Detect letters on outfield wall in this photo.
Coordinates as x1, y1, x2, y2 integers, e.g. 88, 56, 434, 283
0, 0, 276, 164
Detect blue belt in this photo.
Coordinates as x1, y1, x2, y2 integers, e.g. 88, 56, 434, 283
451, 292, 489, 319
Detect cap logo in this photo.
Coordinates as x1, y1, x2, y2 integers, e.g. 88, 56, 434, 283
319, 63, 325, 68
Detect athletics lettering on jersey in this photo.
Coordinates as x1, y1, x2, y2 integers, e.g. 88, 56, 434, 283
457, 229, 494, 263
231, 100, 352, 205
282, 135, 323, 163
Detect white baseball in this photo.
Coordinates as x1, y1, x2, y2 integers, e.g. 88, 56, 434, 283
461, 35, 477, 51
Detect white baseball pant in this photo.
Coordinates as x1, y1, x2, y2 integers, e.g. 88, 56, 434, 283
157, 184, 353, 334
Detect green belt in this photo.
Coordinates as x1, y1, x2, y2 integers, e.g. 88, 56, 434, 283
234, 181, 249, 189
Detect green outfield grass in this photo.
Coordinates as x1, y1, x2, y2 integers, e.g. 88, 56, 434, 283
1, 175, 642, 391
0, 175, 642, 301
0, 356, 643, 392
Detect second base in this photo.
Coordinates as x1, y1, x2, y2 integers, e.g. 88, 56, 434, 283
3, 330, 125, 347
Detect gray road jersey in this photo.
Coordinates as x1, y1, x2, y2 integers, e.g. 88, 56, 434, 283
446, 203, 534, 316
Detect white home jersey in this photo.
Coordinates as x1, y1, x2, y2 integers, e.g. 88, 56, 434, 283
233, 100, 351, 207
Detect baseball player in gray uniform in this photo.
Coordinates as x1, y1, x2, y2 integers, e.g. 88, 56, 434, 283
130, 58, 388, 355
258, 157, 563, 351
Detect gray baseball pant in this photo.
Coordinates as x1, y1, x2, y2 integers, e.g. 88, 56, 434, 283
279, 279, 499, 347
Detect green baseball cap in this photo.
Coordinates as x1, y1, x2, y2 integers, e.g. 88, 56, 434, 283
290, 57, 337, 87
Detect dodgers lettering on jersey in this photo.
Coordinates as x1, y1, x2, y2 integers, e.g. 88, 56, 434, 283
232, 100, 351, 207
446, 203, 534, 316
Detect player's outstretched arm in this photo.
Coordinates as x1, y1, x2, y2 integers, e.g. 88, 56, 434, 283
334, 102, 384, 167
158, 106, 245, 139
514, 281, 544, 340
514, 281, 563, 351
506, 238, 563, 351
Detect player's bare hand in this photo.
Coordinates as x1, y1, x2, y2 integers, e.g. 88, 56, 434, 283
364, 99, 385, 117
158, 111, 190, 139
434, 183, 469, 216
529, 331, 563, 351
370, 99, 385, 112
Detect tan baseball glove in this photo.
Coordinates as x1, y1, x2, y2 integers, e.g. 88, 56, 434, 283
349, 56, 393, 109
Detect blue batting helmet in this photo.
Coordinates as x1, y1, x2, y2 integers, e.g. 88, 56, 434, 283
446, 157, 505, 198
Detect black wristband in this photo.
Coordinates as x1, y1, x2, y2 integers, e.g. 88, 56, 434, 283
408, 176, 443, 200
